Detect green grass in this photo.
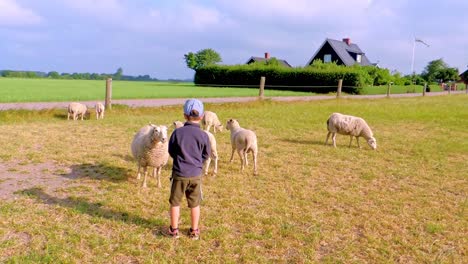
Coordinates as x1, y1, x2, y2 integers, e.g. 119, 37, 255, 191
0, 78, 314, 103
0, 95, 466, 262
361, 83, 467, 95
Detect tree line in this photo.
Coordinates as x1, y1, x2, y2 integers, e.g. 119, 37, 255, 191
0, 67, 159, 81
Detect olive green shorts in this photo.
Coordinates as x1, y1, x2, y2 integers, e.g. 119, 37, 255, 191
169, 174, 202, 208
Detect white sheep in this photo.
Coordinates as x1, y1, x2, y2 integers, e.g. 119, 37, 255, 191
173, 121, 218, 176
67, 102, 87, 120
226, 119, 258, 175
95, 102, 105, 120
202, 111, 223, 134
131, 124, 169, 188
325, 113, 377, 150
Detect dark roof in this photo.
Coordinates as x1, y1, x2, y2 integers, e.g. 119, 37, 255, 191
246, 57, 292, 67
306, 38, 373, 66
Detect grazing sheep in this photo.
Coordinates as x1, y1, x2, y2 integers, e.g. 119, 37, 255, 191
95, 102, 105, 119
226, 119, 258, 175
325, 113, 377, 150
131, 124, 169, 188
173, 121, 218, 175
202, 111, 223, 134
67, 102, 87, 120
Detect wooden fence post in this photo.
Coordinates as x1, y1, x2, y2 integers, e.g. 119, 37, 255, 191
448, 83, 451, 95
386, 83, 391, 98
337, 79, 343, 98
259, 76, 265, 99
423, 83, 426, 96
466, 83, 468, 94
105, 78, 112, 109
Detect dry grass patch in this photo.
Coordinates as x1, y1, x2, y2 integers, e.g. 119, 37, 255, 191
0, 96, 467, 263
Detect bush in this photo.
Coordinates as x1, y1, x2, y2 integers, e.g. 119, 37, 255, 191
195, 64, 367, 94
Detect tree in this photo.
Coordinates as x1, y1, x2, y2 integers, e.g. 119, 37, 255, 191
47, 71, 60, 79
184, 49, 221, 70
421, 59, 457, 83
114, 67, 123, 80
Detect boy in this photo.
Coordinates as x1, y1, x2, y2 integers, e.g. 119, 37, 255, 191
167, 99, 211, 240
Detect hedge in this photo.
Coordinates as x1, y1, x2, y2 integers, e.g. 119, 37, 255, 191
195, 65, 366, 94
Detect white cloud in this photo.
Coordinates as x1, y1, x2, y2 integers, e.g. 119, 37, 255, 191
0, 0, 42, 26
62, 0, 124, 16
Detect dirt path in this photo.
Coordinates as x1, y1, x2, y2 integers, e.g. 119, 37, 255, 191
0, 91, 464, 110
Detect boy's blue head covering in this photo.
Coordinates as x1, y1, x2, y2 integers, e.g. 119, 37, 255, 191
183, 99, 204, 117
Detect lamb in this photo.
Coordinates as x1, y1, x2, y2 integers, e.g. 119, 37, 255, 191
67, 102, 87, 120
131, 124, 169, 188
173, 121, 218, 176
226, 119, 258, 175
95, 102, 105, 119
325, 113, 377, 150
202, 111, 223, 134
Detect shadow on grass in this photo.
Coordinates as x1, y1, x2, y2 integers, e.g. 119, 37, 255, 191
281, 138, 325, 145
112, 153, 134, 162
53, 111, 92, 120
60, 162, 132, 182
18, 187, 165, 231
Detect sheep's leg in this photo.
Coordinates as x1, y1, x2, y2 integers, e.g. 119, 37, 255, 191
356, 137, 361, 148
349, 136, 353, 147
67, 112, 70, 120
157, 167, 162, 188
203, 157, 211, 175
244, 151, 249, 166
237, 149, 245, 171
332, 133, 337, 148
81, 113, 84, 120
142, 167, 148, 188
206, 124, 211, 132
229, 147, 236, 163
137, 164, 142, 180
325, 132, 331, 145
152, 167, 157, 178
212, 153, 218, 175
252, 151, 258, 176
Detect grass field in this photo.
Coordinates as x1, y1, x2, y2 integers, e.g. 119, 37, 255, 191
0, 95, 466, 262
0, 78, 313, 103
1, 78, 466, 103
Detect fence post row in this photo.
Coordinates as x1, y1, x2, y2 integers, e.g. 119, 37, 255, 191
386, 83, 391, 98
259, 76, 265, 99
423, 83, 426, 96
105, 78, 112, 110
337, 79, 343, 98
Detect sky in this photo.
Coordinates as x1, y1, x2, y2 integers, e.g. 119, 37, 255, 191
1, 0, 467, 80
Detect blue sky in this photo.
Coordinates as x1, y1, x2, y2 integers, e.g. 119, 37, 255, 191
1, 0, 467, 79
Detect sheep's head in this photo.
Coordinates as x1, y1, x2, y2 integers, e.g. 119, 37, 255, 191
215, 124, 224, 133
150, 124, 168, 143
367, 137, 377, 150
173, 121, 184, 129
226, 119, 240, 131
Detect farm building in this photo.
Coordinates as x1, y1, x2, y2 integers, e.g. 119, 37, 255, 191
246, 52, 292, 67
306, 38, 375, 67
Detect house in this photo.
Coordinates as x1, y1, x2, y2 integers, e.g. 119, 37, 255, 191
306, 38, 374, 66
246, 52, 292, 67
459, 68, 468, 83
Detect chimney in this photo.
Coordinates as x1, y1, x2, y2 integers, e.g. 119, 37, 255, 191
342, 38, 351, 45
264, 52, 270, 59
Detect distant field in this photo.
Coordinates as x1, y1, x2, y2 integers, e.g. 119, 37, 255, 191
0, 78, 313, 103
0, 78, 466, 103
0, 95, 466, 262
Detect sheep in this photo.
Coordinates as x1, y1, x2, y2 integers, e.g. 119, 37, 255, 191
131, 124, 169, 188
95, 102, 105, 120
173, 121, 218, 176
325, 113, 377, 150
67, 102, 87, 120
226, 119, 258, 175
202, 111, 223, 134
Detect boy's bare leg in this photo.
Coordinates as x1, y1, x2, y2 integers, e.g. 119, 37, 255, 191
191, 206, 200, 230
170, 206, 180, 228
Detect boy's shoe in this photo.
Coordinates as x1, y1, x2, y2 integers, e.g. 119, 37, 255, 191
188, 228, 200, 240
166, 226, 179, 238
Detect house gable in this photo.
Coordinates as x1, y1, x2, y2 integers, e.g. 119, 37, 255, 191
306, 38, 373, 66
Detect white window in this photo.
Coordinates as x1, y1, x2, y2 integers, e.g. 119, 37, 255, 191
324, 54, 332, 63
356, 54, 362, 63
